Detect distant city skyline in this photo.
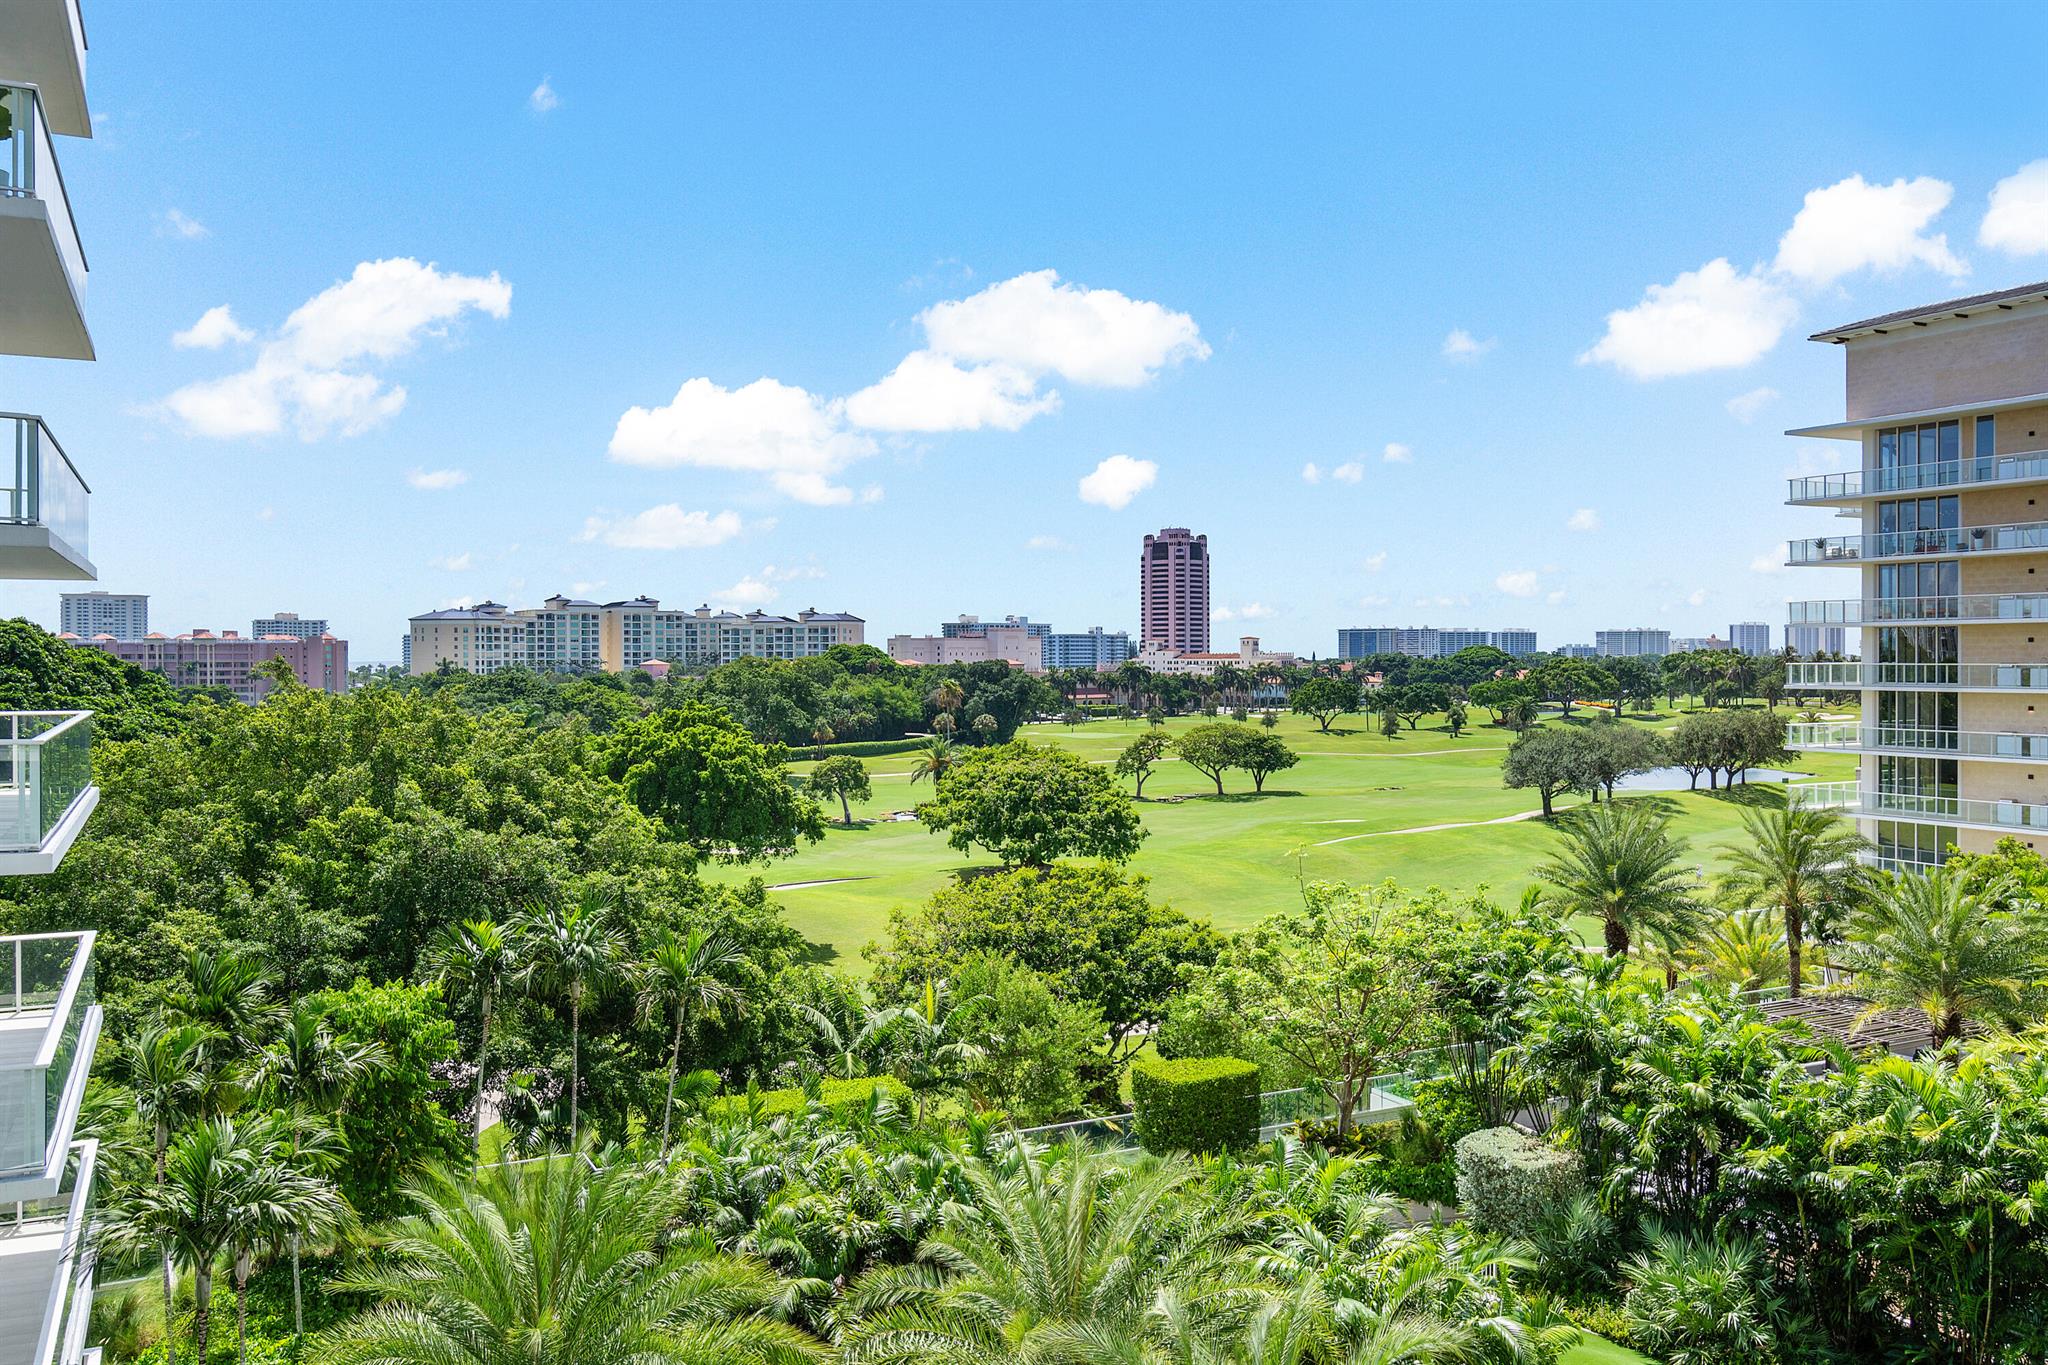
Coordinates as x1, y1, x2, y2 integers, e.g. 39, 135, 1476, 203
5, 5, 2048, 656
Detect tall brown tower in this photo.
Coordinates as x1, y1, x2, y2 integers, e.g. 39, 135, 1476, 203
1140, 527, 1209, 652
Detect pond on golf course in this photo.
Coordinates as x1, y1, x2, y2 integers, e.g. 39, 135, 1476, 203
1614, 765, 1810, 792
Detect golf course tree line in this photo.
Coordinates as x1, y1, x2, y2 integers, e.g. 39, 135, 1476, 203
1503, 709, 1791, 817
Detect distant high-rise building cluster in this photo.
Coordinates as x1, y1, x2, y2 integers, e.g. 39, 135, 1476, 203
889, 615, 1134, 673
71, 630, 349, 702
407, 596, 864, 676
1336, 626, 1537, 659
1595, 628, 1672, 658
1140, 527, 1209, 653
1670, 635, 1733, 653
59, 590, 147, 640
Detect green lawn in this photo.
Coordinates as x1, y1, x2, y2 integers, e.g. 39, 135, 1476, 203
714, 710, 1857, 972
1562, 1331, 1657, 1365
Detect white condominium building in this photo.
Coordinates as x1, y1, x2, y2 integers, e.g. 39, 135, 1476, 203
251, 610, 329, 641
58, 591, 143, 640
1785, 281, 2048, 872
1, 4, 106, 1362
408, 597, 864, 675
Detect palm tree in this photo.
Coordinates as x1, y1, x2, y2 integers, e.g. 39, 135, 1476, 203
164, 948, 281, 1056
118, 1021, 212, 1363
425, 916, 521, 1150
315, 1150, 814, 1365
516, 890, 625, 1140
860, 979, 984, 1125
1537, 800, 1706, 959
1718, 803, 1869, 997
638, 927, 746, 1154
904, 734, 956, 787
1690, 908, 1791, 993
928, 679, 965, 723
1838, 870, 2048, 1047
224, 1112, 348, 1359
837, 1141, 1245, 1362
969, 713, 998, 745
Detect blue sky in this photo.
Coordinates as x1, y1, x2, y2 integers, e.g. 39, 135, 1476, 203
8, 1, 2048, 661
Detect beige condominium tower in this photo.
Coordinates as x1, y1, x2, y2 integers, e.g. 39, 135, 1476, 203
1786, 281, 2048, 872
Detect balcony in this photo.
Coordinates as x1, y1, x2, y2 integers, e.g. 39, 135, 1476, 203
0, 83, 90, 361
1788, 661, 2048, 691
1788, 722, 2048, 762
0, 1140, 98, 1365
0, 418, 89, 581
0, 715, 94, 875
0, 0, 90, 138
1787, 451, 2048, 505
1788, 594, 2048, 626
0, 932, 100, 1199
1790, 780, 2048, 834
1788, 519, 2048, 566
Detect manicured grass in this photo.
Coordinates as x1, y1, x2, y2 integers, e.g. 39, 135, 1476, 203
718, 710, 1857, 972
1561, 1331, 1656, 1365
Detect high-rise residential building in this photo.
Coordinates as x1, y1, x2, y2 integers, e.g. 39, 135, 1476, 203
1671, 635, 1733, 653
408, 597, 863, 676
1338, 626, 1537, 659
1559, 644, 1600, 659
1, 10, 108, 1359
252, 610, 330, 641
1044, 626, 1135, 671
59, 590, 145, 639
1784, 280, 2048, 873
1730, 621, 1772, 656
1140, 527, 1210, 652
941, 614, 1051, 640
1595, 628, 1672, 658
74, 629, 350, 702
1785, 624, 1848, 656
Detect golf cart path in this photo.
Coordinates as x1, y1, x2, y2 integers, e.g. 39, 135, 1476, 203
1311, 807, 1547, 846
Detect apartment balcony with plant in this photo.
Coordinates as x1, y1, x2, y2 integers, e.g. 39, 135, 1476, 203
1786, 447, 2048, 505
1788, 518, 2048, 566
0, 81, 89, 360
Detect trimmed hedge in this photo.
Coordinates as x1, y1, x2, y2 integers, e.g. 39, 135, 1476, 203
708, 1076, 910, 1119
809, 737, 929, 758
1131, 1056, 1259, 1154
1454, 1125, 1583, 1242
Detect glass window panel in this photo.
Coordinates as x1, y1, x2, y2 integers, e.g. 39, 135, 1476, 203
1978, 415, 1996, 459
1939, 421, 1961, 462
1881, 430, 1899, 469
1902, 427, 1919, 464
1939, 496, 1959, 529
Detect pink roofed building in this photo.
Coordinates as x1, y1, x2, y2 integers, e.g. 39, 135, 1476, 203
65, 628, 349, 702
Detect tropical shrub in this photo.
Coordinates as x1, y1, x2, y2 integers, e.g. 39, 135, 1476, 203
1454, 1125, 1583, 1243
1131, 1055, 1259, 1154
1621, 1226, 1779, 1365
706, 1075, 910, 1119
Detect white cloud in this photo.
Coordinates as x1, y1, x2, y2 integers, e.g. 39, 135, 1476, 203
919, 269, 1208, 387
437, 596, 479, 611
1441, 328, 1496, 361
1686, 588, 1709, 607
579, 505, 745, 550
171, 305, 252, 350
1566, 508, 1600, 533
1332, 461, 1365, 482
431, 552, 474, 572
843, 350, 1058, 432
1358, 593, 1392, 608
1415, 594, 1471, 610
1981, 160, 2048, 255
1380, 443, 1411, 464
569, 580, 606, 596
1300, 462, 1322, 484
529, 78, 560, 114
1773, 174, 1965, 287
158, 208, 209, 240
1750, 547, 1789, 575
1026, 534, 1071, 551
610, 376, 874, 506
709, 563, 826, 610
1213, 603, 1275, 622
407, 468, 468, 491
1726, 386, 1779, 423
1579, 258, 1796, 380
256, 505, 276, 522
1496, 570, 1541, 598
1077, 454, 1157, 510
858, 486, 884, 505
1364, 551, 1388, 572
1545, 589, 1568, 605
162, 258, 512, 439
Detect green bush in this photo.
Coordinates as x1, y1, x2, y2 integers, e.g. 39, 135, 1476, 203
1293, 1117, 1457, 1204
1552, 1298, 1641, 1353
707, 1075, 909, 1119
1454, 1125, 1584, 1243
811, 737, 929, 758
1131, 1056, 1259, 1154
1409, 1076, 1485, 1150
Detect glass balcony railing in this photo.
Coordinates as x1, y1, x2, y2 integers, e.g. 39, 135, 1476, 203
1788, 722, 2048, 760
1790, 780, 2048, 831
1788, 519, 2048, 565
0, 712, 92, 856
8, 1139, 99, 1365
0, 416, 88, 561
1788, 594, 2048, 625
1788, 661, 2048, 690
1788, 451, 2048, 503
0, 83, 85, 304
0, 931, 97, 1182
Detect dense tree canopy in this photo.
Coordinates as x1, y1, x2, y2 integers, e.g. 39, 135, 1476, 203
914, 740, 1145, 866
